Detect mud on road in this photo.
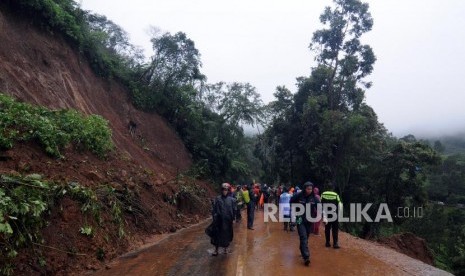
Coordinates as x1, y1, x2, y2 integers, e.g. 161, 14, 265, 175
92, 211, 451, 276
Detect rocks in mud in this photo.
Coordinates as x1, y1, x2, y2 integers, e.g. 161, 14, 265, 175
109, 181, 125, 192
85, 170, 104, 182
86, 264, 99, 271
126, 180, 137, 190
120, 170, 128, 178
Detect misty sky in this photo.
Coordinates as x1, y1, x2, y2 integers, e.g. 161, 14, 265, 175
80, 0, 465, 137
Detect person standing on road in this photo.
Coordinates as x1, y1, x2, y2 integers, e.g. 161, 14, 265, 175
242, 185, 255, 230
253, 184, 261, 210
291, 182, 320, 266
275, 185, 283, 205
229, 184, 238, 221
235, 185, 244, 222
313, 187, 322, 235
279, 187, 294, 231
211, 183, 235, 256
321, 182, 342, 249
262, 184, 270, 204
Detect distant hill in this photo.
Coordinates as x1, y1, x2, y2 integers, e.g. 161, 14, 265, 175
423, 133, 465, 155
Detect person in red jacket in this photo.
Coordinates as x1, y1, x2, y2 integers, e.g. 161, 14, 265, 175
253, 184, 261, 210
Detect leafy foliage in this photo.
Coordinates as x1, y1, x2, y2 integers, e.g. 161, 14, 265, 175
0, 173, 138, 274
0, 93, 113, 157
130, 31, 265, 182
203, 82, 264, 127
3, 0, 142, 80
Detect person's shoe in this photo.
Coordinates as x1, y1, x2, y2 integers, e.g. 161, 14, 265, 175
304, 258, 311, 266
248, 227, 254, 230
325, 242, 331, 248
212, 250, 219, 256
333, 244, 340, 249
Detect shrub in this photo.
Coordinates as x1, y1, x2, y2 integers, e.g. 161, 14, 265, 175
0, 173, 135, 274
0, 93, 113, 157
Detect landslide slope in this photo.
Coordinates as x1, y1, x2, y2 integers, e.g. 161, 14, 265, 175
0, 8, 191, 174
0, 7, 213, 275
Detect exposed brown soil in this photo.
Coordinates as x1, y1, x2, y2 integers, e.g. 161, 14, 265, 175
378, 232, 435, 265
0, 7, 215, 275
0, 7, 191, 174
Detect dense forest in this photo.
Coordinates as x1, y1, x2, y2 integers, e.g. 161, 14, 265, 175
1, 0, 465, 274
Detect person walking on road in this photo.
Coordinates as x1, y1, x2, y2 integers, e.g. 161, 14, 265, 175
321, 182, 342, 249
291, 182, 320, 266
211, 183, 235, 256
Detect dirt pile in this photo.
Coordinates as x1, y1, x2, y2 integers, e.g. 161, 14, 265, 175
378, 232, 434, 265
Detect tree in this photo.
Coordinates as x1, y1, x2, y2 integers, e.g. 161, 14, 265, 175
310, 0, 376, 111
203, 82, 264, 128
142, 31, 205, 88
268, 86, 293, 120
133, 31, 206, 122
433, 140, 445, 153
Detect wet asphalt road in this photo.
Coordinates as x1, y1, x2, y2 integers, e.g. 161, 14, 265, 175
93, 210, 448, 276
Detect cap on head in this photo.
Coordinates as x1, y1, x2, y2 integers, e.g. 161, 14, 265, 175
303, 181, 314, 189
222, 183, 231, 190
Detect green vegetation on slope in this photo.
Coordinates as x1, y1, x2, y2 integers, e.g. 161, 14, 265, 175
0, 93, 113, 157
0, 173, 132, 275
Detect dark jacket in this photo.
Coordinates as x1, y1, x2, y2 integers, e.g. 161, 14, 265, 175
211, 195, 235, 247
291, 191, 320, 223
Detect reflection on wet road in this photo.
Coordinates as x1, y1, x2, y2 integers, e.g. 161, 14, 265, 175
93, 211, 446, 276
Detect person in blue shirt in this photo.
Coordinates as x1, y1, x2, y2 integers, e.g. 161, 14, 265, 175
279, 187, 294, 231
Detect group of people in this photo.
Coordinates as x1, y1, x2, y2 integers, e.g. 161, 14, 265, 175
207, 181, 342, 267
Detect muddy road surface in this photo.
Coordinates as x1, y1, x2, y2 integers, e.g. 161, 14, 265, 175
93, 211, 451, 276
